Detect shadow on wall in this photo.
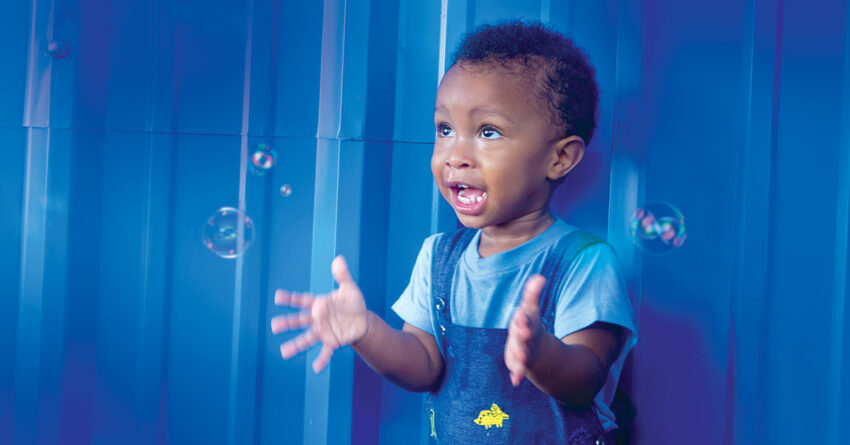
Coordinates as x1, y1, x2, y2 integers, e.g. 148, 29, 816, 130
633, 301, 727, 444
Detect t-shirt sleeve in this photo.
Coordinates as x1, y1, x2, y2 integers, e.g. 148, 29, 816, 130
554, 243, 637, 344
391, 234, 439, 335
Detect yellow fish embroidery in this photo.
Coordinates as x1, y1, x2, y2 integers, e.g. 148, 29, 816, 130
473, 403, 510, 429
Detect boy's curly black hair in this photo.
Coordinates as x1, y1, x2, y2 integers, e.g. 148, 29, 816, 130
451, 20, 599, 145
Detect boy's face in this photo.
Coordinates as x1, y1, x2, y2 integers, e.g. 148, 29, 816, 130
431, 64, 578, 230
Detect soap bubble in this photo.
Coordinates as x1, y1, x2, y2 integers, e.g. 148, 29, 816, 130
249, 144, 277, 176
47, 40, 70, 59
629, 202, 687, 255
202, 207, 254, 258
280, 184, 292, 197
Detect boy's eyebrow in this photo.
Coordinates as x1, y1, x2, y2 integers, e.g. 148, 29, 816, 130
470, 107, 514, 124
433, 105, 515, 124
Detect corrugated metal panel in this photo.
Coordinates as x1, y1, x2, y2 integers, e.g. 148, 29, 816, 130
2, 1, 848, 444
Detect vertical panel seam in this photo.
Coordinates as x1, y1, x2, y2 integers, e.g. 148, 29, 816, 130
228, 0, 256, 443
828, 3, 850, 444
14, 128, 51, 441
755, 0, 784, 441
335, 0, 349, 138
541, 0, 551, 24
726, 0, 758, 442
430, 0, 449, 236
136, 136, 155, 443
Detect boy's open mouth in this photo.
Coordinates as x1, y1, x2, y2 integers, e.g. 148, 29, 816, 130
450, 183, 487, 215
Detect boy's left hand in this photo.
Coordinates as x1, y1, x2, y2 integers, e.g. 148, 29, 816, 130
505, 274, 547, 386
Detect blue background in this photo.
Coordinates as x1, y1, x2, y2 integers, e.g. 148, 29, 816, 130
1, 0, 849, 444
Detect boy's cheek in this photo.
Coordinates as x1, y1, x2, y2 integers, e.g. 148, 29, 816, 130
431, 163, 448, 191
436, 185, 451, 203
431, 149, 449, 165
430, 156, 443, 180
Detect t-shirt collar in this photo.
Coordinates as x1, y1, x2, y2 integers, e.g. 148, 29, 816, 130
461, 218, 572, 275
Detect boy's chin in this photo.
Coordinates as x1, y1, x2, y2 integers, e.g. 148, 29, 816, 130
454, 213, 487, 229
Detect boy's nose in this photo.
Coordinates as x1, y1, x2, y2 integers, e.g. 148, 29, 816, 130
446, 156, 470, 168
446, 141, 474, 168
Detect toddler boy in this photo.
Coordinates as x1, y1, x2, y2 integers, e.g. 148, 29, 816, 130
272, 20, 637, 444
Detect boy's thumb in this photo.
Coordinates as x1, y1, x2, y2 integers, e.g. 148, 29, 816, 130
522, 274, 546, 311
332, 255, 353, 284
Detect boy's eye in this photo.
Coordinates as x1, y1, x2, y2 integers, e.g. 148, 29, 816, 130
437, 124, 455, 137
480, 126, 502, 140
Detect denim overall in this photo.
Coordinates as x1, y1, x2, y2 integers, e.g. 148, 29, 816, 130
424, 228, 612, 444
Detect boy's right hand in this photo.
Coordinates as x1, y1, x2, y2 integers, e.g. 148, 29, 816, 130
271, 255, 369, 373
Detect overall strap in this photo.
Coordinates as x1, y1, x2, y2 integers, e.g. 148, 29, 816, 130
430, 228, 476, 354
537, 230, 606, 334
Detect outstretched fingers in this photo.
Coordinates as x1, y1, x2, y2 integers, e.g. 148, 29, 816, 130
312, 345, 335, 373
508, 310, 533, 385
274, 289, 317, 308
280, 329, 318, 359
511, 310, 532, 342
270, 310, 312, 334
273, 257, 356, 371
510, 369, 526, 387
507, 342, 528, 386
507, 274, 547, 386
521, 274, 546, 315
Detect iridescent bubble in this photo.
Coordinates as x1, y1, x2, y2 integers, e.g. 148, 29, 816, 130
280, 184, 292, 197
249, 144, 277, 176
47, 40, 70, 59
629, 202, 687, 255
202, 207, 254, 259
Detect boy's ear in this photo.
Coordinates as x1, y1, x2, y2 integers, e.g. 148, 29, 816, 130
547, 135, 585, 181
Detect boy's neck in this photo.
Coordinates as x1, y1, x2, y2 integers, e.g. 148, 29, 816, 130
477, 211, 555, 258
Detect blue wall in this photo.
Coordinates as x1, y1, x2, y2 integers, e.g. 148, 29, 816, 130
1, 0, 849, 444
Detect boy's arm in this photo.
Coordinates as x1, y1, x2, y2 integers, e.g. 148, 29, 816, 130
505, 275, 623, 407
525, 322, 621, 407
351, 317, 444, 392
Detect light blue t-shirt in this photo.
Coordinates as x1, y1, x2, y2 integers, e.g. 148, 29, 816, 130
392, 218, 637, 432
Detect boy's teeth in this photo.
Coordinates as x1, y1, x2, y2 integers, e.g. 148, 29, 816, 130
457, 190, 486, 205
